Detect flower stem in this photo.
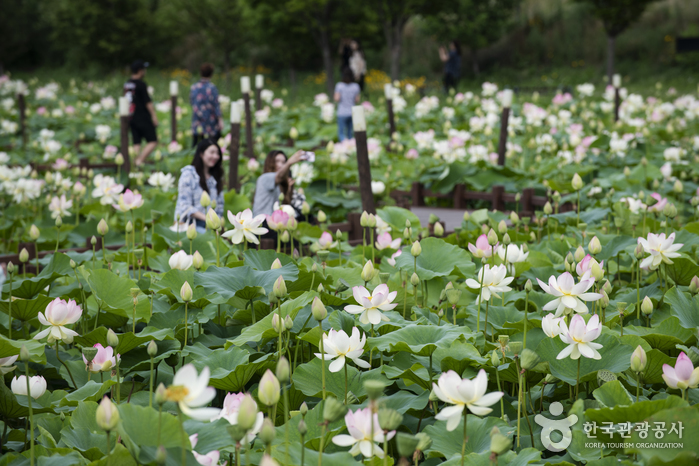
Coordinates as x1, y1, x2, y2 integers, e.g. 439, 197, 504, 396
318, 321, 326, 401
183, 302, 189, 352
149, 355, 154, 408
25, 362, 35, 466
177, 408, 187, 466
157, 404, 162, 445
8, 271, 12, 340
383, 431, 389, 466
55, 342, 77, 388
106, 431, 111, 466
284, 383, 290, 466
517, 362, 522, 448
317, 422, 327, 466
343, 363, 348, 405
277, 302, 283, 363
484, 299, 490, 341
370, 228, 375, 264
576, 190, 581, 228
55, 225, 60, 253
35, 241, 40, 273
477, 270, 484, 333
523, 290, 529, 348
494, 363, 504, 421
636, 372, 641, 402
215, 230, 221, 267
461, 409, 468, 466
576, 358, 580, 399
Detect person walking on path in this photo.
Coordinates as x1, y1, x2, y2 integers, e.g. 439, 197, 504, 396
349, 40, 366, 92
190, 62, 223, 147
123, 59, 158, 166
439, 41, 462, 93
334, 68, 360, 141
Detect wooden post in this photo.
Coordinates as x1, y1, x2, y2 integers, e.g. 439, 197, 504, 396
228, 102, 241, 191
497, 90, 513, 166
120, 115, 131, 176
613, 74, 621, 123
347, 212, 363, 242
453, 183, 466, 209
352, 105, 376, 215
384, 84, 396, 137
17, 93, 27, 147
522, 187, 534, 217
79, 157, 89, 178
492, 185, 505, 211
255, 74, 264, 111
241, 77, 254, 159
411, 182, 425, 207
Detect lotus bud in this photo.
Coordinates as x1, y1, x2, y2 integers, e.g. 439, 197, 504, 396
258, 369, 281, 407
20, 345, 31, 362
673, 180, 683, 193
689, 276, 699, 295
360, 211, 369, 227
490, 426, 512, 455
529, 232, 536, 242
97, 218, 109, 236
192, 251, 204, 269
410, 272, 419, 286
55, 216, 63, 227
154, 383, 167, 405
403, 227, 411, 239
335, 229, 342, 241
367, 214, 376, 228
284, 315, 293, 330
434, 222, 444, 237
125, 221, 133, 233
107, 329, 119, 348
311, 262, 318, 273
259, 419, 275, 446
410, 240, 421, 257
509, 341, 523, 355
485, 229, 497, 246
552, 191, 561, 203
299, 401, 309, 417
280, 230, 290, 243
463, 211, 470, 222
180, 281, 193, 302
543, 202, 552, 215
206, 208, 221, 230
496, 220, 506, 234
571, 173, 583, 191
510, 211, 519, 224
270, 258, 282, 269
91, 236, 97, 246
641, 296, 653, 315
396, 432, 420, 458
272, 314, 281, 333
19, 248, 29, 263
301, 201, 310, 215
574, 246, 585, 262
297, 419, 308, 436
237, 394, 258, 430
311, 297, 327, 321
378, 408, 403, 431
520, 348, 541, 370
524, 279, 532, 292
600, 290, 609, 308
273, 275, 287, 298
115, 153, 124, 166
200, 191, 211, 208
416, 432, 432, 452
289, 127, 299, 139
361, 260, 375, 282
323, 397, 347, 422
317, 283, 325, 293
503, 233, 511, 245
317, 210, 327, 223
664, 203, 678, 219
276, 357, 290, 382
602, 280, 612, 295
96, 396, 120, 431
29, 224, 40, 241
630, 345, 647, 373
491, 351, 500, 366
186, 224, 197, 241
326, 140, 334, 152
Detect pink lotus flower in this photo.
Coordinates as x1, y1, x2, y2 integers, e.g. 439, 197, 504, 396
344, 284, 397, 325
34, 298, 82, 344
189, 434, 223, 466
213, 392, 264, 442
112, 189, 144, 212
82, 343, 120, 373
537, 272, 601, 317
361, 101, 375, 114
52, 158, 69, 171
386, 250, 401, 266
49, 194, 73, 219
662, 352, 699, 389
375, 232, 401, 251
648, 193, 668, 213
266, 209, 289, 231
405, 148, 419, 160
37, 107, 47, 115
332, 407, 395, 458
552, 92, 573, 105
556, 314, 603, 360
317, 231, 335, 250
65, 105, 75, 115
575, 254, 604, 279
467, 234, 495, 258
103, 145, 118, 159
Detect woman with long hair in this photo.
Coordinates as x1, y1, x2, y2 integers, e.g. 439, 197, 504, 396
253, 149, 304, 221
174, 138, 224, 232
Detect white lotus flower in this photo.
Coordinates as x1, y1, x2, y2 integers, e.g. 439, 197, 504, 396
222, 208, 268, 245
148, 172, 176, 191
34, 298, 82, 344
315, 327, 371, 373
11, 375, 47, 399
637, 232, 682, 270
49, 194, 73, 219
344, 284, 397, 325
332, 407, 395, 458
213, 392, 264, 443
465, 264, 513, 304
0, 355, 18, 375
541, 313, 563, 338
557, 314, 603, 360
432, 369, 504, 431
537, 272, 601, 317
169, 250, 193, 270
166, 364, 221, 421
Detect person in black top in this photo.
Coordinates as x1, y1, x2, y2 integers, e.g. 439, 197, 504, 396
123, 60, 158, 166
439, 41, 462, 93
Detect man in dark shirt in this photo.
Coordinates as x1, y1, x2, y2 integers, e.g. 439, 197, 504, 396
124, 60, 158, 166
439, 41, 462, 93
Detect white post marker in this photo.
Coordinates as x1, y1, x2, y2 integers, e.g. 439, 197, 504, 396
255, 74, 264, 89
118, 96, 129, 116
230, 101, 241, 124
169, 80, 179, 96
501, 89, 513, 108
384, 83, 393, 100
613, 74, 621, 88
241, 76, 251, 94
352, 105, 366, 132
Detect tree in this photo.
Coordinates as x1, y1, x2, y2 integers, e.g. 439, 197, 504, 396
574, 0, 657, 82
423, 0, 520, 77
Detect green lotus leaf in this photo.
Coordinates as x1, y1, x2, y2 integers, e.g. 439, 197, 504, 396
394, 237, 475, 280
367, 324, 474, 356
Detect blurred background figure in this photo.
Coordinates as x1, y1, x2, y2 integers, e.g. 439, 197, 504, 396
190, 62, 223, 147
334, 68, 360, 141
348, 40, 366, 92
123, 59, 158, 166
439, 40, 462, 93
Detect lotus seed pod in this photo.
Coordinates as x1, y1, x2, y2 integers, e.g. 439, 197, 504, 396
520, 348, 541, 370
498, 334, 510, 347
379, 272, 390, 284
571, 173, 583, 191
415, 432, 432, 452
192, 251, 204, 269
106, 329, 119, 347
490, 427, 512, 455
363, 380, 385, 401
378, 408, 403, 431
641, 296, 653, 315
276, 357, 290, 382
411, 240, 421, 257
317, 210, 327, 223
272, 275, 287, 298
29, 224, 40, 240
487, 228, 498, 246
180, 281, 193, 302
259, 418, 276, 446
509, 341, 523, 355
410, 272, 419, 286
630, 345, 647, 373
186, 223, 197, 240
227, 424, 248, 443
323, 397, 348, 423
434, 222, 444, 237
396, 432, 420, 458
597, 369, 617, 386
360, 211, 369, 227
361, 260, 375, 282
237, 394, 259, 430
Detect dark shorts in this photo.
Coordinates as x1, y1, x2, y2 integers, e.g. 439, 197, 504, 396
130, 120, 157, 145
